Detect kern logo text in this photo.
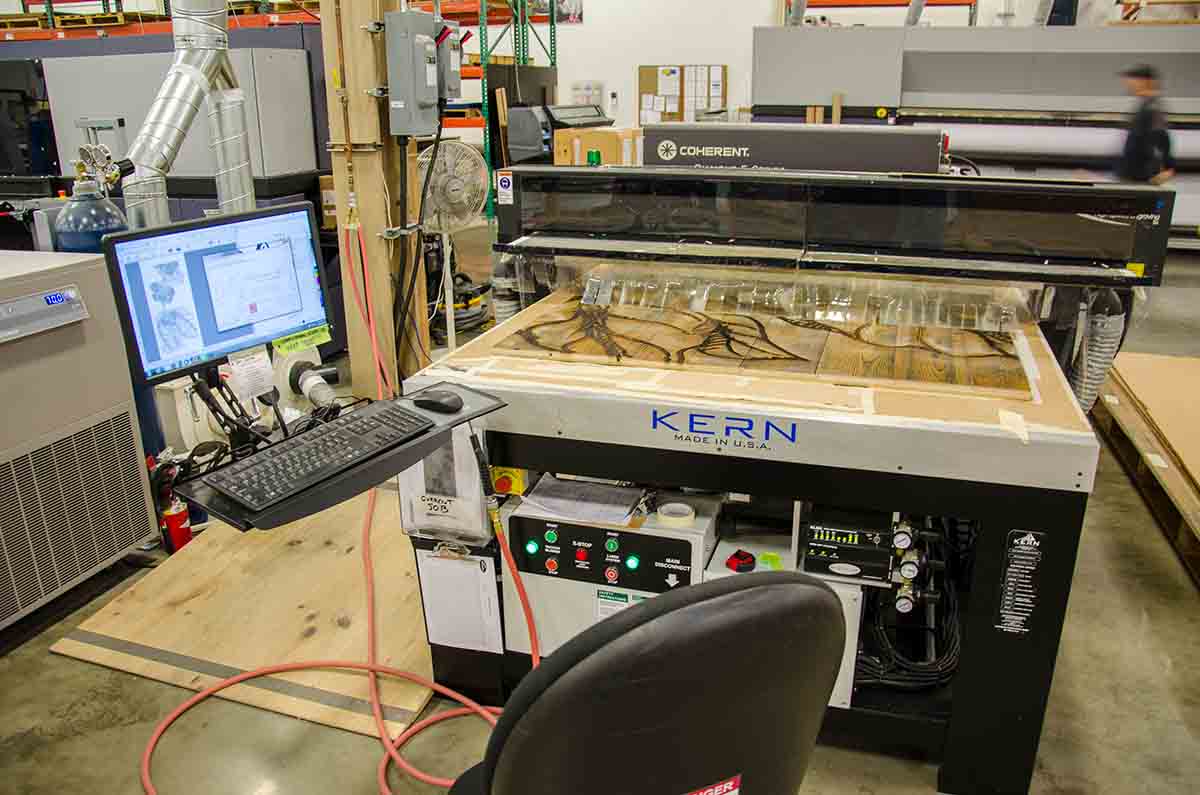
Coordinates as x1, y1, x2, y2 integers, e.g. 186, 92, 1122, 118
651, 409, 797, 451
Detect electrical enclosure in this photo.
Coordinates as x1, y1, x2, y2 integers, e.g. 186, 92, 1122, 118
385, 9, 441, 137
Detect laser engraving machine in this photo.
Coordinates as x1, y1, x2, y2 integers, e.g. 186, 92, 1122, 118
403, 167, 1173, 795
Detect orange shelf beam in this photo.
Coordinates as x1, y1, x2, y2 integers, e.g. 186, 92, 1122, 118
442, 116, 485, 129
0, 13, 316, 43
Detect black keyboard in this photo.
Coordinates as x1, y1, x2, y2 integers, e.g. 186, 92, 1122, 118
204, 401, 435, 512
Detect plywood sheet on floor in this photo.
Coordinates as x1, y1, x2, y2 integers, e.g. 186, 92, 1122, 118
1113, 352, 1200, 492
51, 491, 432, 738
492, 293, 1031, 399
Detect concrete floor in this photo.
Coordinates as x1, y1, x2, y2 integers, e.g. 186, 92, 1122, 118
1123, 253, 1200, 357
2, 257, 1199, 795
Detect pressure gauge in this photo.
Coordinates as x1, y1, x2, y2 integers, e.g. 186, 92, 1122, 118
899, 551, 921, 581
895, 583, 916, 614
893, 525, 914, 551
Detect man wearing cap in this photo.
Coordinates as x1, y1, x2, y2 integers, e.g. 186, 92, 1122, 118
1116, 65, 1176, 186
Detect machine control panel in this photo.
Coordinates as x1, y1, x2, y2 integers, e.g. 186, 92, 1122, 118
509, 516, 693, 594
802, 506, 895, 585
0, 284, 88, 345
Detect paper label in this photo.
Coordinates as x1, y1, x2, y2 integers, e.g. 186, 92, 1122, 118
227, 345, 275, 403
416, 551, 504, 653
496, 171, 514, 205
658, 66, 680, 95
451, 47, 461, 72
272, 324, 333, 356
596, 589, 630, 621
995, 530, 1044, 637
390, 100, 407, 109
1102, 394, 1120, 406
419, 493, 475, 525
597, 590, 645, 622
427, 62, 438, 87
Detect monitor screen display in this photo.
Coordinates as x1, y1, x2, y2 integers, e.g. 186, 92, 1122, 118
109, 206, 328, 384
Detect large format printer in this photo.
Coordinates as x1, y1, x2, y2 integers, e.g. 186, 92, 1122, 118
402, 166, 1172, 795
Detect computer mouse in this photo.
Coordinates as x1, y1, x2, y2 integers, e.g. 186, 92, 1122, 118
414, 389, 464, 414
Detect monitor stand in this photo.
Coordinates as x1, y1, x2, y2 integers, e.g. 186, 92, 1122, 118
190, 367, 266, 457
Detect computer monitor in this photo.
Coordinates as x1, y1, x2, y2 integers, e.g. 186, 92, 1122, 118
104, 203, 332, 386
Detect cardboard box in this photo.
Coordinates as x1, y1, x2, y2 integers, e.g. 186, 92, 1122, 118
553, 128, 643, 167
319, 174, 336, 230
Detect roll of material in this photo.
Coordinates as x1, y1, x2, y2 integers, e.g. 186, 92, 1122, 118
656, 502, 696, 528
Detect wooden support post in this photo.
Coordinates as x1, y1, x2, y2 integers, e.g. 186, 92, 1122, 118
831, 92, 844, 125
319, 0, 430, 397
814, 106, 825, 125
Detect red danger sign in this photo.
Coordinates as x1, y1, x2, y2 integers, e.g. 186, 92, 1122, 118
685, 775, 741, 795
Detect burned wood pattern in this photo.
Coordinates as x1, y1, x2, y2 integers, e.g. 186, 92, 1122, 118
494, 297, 1031, 398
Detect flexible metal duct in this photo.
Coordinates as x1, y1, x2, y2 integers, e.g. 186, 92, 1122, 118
1069, 290, 1126, 413
788, 0, 809, 25
1033, 0, 1055, 25
122, 0, 255, 228
905, 0, 927, 25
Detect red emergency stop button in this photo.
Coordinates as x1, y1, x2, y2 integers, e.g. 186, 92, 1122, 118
545, 558, 559, 574
495, 475, 513, 493
604, 566, 619, 583
575, 547, 588, 562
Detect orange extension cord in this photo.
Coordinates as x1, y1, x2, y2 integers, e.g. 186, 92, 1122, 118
139, 224, 541, 794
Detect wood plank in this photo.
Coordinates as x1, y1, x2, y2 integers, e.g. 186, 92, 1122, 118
1112, 353, 1200, 493
51, 492, 433, 738
1092, 376, 1200, 590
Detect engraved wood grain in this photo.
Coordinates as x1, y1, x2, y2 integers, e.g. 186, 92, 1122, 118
492, 295, 1031, 399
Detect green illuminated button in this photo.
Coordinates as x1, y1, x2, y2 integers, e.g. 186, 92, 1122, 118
544, 530, 559, 544
625, 555, 641, 571
524, 540, 540, 555
605, 538, 619, 553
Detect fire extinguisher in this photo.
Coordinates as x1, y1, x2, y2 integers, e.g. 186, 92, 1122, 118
160, 497, 194, 554
148, 455, 193, 554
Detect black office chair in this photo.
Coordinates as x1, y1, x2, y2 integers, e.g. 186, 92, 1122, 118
451, 572, 846, 795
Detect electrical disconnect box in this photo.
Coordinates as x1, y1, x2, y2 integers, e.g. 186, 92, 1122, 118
438, 20, 462, 101
385, 9, 441, 137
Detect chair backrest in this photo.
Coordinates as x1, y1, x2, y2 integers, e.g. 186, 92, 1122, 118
482, 572, 846, 795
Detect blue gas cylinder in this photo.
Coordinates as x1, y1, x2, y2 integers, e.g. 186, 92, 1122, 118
53, 180, 129, 253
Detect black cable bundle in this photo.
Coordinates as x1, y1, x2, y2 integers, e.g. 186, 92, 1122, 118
855, 518, 964, 691
394, 105, 446, 375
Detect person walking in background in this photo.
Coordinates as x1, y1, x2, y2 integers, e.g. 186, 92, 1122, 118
1116, 65, 1176, 186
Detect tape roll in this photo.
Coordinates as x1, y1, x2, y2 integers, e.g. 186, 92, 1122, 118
656, 502, 696, 528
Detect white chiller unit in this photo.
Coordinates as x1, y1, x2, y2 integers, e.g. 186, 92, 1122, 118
0, 252, 157, 630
